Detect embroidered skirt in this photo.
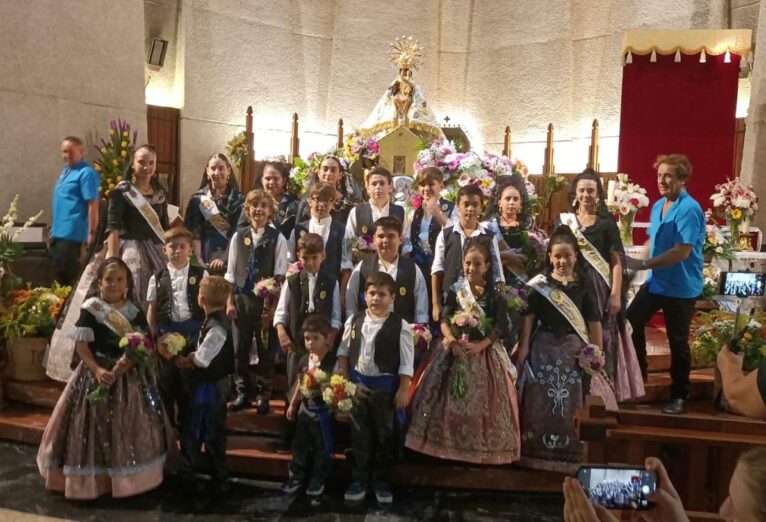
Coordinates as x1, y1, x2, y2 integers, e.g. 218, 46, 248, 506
406, 339, 520, 464
37, 361, 174, 499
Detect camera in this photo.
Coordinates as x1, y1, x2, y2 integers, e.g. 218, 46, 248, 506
577, 465, 657, 510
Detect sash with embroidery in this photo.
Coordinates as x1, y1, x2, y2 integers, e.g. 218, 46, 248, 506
559, 213, 611, 287
198, 191, 231, 239
527, 274, 590, 345
453, 277, 486, 319
122, 185, 165, 242
82, 297, 135, 337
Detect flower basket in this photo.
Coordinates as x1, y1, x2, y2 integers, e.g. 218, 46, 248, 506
3, 337, 47, 382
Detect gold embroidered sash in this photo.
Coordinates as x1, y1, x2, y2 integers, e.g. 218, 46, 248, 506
527, 274, 590, 345
122, 186, 165, 242
559, 213, 611, 287
82, 297, 134, 337
454, 277, 486, 320
198, 191, 231, 239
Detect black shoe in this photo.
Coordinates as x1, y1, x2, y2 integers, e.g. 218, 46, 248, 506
255, 398, 271, 415
228, 395, 251, 412
661, 398, 687, 415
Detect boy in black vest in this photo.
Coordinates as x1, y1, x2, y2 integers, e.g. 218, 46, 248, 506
175, 275, 235, 495
225, 189, 288, 413
341, 167, 410, 292
274, 232, 341, 402
430, 184, 505, 322
281, 313, 338, 497
289, 182, 345, 277
337, 272, 414, 505
344, 216, 429, 325
146, 227, 208, 424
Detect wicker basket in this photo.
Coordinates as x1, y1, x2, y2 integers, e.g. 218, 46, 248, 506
3, 337, 48, 382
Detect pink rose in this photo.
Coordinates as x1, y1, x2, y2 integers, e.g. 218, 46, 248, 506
412, 195, 423, 211
456, 317, 467, 327
468, 317, 479, 328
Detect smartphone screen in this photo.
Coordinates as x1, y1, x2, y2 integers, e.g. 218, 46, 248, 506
719, 272, 766, 298
577, 466, 657, 510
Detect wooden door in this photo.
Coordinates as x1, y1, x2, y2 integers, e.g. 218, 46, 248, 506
147, 105, 180, 205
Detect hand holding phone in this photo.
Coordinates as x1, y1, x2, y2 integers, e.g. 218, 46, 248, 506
577, 465, 657, 511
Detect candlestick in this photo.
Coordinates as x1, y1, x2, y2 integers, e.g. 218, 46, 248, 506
607, 180, 616, 207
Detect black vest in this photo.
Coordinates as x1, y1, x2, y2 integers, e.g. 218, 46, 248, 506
410, 198, 454, 255
286, 270, 337, 345
348, 312, 402, 375
193, 312, 235, 382
357, 255, 417, 323
154, 264, 206, 324
355, 202, 405, 236
440, 226, 495, 293
233, 225, 280, 290
293, 218, 345, 277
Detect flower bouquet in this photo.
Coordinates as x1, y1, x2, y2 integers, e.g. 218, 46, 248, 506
87, 332, 154, 404
299, 367, 329, 399
254, 277, 282, 305
611, 174, 650, 247
578, 344, 606, 377
157, 332, 186, 361
519, 228, 547, 273
343, 132, 379, 164
226, 131, 247, 172
710, 178, 759, 250
692, 310, 766, 372
0, 283, 71, 339
322, 374, 356, 413
410, 323, 433, 351
577, 344, 618, 410
289, 150, 350, 197
0, 195, 44, 292
501, 285, 528, 313
286, 260, 304, 278
94, 120, 138, 199
349, 233, 376, 265
703, 213, 734, 262
702, 264, 722, 300
448, 309, 492, 399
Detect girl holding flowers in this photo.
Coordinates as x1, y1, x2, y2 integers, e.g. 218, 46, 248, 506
406, 240, 520, 464
516, 226, 608, 472
37, 257, 173, 499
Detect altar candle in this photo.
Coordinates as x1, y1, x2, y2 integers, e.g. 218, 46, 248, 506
607, 180, 616, 206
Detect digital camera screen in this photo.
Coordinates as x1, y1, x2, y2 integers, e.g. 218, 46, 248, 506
720, 272, 766, 298
578, 467, 656, 510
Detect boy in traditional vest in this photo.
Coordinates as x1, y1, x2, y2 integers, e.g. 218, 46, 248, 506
146, 227, 208, 424
341, 167, 410, 289
289, 182, 345, 276
337, 272, 414, 505
175, 276, 235, 495
344, 216, 428, 325
281, 313, 338, 497
225, 190, 288, 413
430, 184, 505, 322
274, 232, 342, 402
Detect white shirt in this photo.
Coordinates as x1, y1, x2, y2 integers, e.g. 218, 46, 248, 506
193, 323, 227, 368
341, 202, 412, 270
344, 256, 429, 324
146, 263, 209, 322
287, 216, 333, 262
415, 204, 459, 253
224, 224, 289, 284
431, 221, 505, 283
337, 311, 414, 377
273, 274, 342, 330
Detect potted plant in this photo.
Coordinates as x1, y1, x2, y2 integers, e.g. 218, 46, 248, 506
0, 284, 70, 381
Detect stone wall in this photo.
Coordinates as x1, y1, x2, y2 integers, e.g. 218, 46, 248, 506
0, 1, 147, 220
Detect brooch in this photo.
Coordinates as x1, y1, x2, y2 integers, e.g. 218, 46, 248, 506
244, 237, 252, 246
320, 290, 327, 299
442, 203, 449, 211
189, 276, 197, 285
399, 287, 406, 296
361, 225, 368, 234
351, 327, 356, 340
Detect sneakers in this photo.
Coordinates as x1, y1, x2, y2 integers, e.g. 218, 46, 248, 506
344, 481, 367, 501
281, 478, 302, 494
306, 478, 325, 497
374, 484, 393, 504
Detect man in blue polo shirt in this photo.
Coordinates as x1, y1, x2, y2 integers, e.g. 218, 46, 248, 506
626, 154, 704, 415
50, 136, 100, 285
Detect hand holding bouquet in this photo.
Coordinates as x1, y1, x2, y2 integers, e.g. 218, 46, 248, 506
410, 323, 432, 351
577, 344, 605, 377
449, 310, 491, 342
88, 332, 154, 404
299, 368, 329, 399
157, 332, 186, 361
322, 374, 356, 413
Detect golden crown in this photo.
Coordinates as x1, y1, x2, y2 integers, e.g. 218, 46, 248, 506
389, 36, 424, 71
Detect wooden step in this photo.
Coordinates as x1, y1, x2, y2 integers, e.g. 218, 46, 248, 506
0, 404, 48, 445
4, 380, 64, 409
607, 425, 766, 447
638, 369, 714, 404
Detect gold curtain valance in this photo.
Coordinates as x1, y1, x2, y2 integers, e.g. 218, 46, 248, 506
622, 29, 752, 57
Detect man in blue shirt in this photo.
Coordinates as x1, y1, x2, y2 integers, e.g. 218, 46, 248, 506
626, 154, 704, 415
50, 136, 100, 285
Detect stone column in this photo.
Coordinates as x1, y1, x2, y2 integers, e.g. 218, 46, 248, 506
740, 0, 766, 233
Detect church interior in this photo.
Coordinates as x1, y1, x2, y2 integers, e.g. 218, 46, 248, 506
0, 1, 765, 520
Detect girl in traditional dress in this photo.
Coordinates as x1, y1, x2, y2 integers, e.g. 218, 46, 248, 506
185, 153, 244, 273
517, 226, 610, 473
46, 145, 168, 382
295, 154, 359, 226
37, 257, 173, 499
558, 169, 644, 401
258, 159, 299, 239
406, 240, 520, 464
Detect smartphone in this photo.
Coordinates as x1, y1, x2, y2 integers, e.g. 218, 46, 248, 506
719, 271, 766, 298
577, 466, 657, 510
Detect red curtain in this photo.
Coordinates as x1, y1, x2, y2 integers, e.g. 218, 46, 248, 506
618, 52, 740, 222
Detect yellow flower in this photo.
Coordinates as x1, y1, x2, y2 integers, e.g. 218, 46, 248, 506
94, 164, 102, 172
116, 176, 122, 181
760, 346, 766, 357
108, 129, 115, 136
120, 151, 127, 158
122, 131, 128, 137
108, 182, 115, 189
100, 147, 107, 154
112, 159, 119, 166
731, 208, 742, 220
743, 332, 752, 341
121, 141, 127, 147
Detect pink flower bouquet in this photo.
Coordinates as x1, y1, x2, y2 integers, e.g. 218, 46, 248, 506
88, 332, 154, 404
254, 277, 282, 304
